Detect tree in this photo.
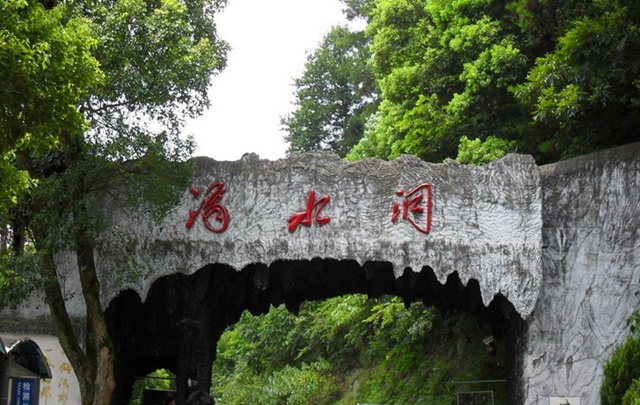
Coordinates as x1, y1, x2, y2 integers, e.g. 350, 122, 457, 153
0, 0, 101, 153
0, 0, 101, 223
282, 25, 377, 157
623, 379, 640, 405
601, 285, 640, 405
346, 0, 640, 164
513, 1, 640, 161
340, 0, 375, 21
348, 0, 530, 163
129, 369, 176, 405
1, 0, 228, 403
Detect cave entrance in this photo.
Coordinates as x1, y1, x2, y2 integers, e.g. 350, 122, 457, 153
105, 260, 524, 404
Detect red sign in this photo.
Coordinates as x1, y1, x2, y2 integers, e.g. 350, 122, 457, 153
288, 190, 331, 232
391, 184, 433, 234
186, 182, 230, 233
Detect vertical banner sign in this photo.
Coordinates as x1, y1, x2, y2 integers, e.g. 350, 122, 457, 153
11, 378, 37, 405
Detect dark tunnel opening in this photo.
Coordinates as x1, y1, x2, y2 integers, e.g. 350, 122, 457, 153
105, 260, 525, 404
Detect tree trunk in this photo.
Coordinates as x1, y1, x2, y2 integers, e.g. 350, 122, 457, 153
68, 132, 116, 404
37, 246, 94, 400
32, 136, 117, 404
75, 232, 116, 405
37, 246, 117, 404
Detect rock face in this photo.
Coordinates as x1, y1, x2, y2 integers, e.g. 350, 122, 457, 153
522, 144, 640, 404
1, 150, 544, 403
6, 144, 640, 404
94, 152, 543, 317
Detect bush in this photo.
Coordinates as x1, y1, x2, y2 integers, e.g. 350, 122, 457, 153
623, 379, 640, 405
601, 336, 640, 405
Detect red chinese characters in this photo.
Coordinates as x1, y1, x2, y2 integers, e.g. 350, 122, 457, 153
185, 182, 434, 235
288, 190, 331, 232
186, 182, 230, 233
391, 184, 433, 234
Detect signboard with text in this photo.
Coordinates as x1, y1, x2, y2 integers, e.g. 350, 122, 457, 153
10, 378, 38, 405
95, 153, 543, 318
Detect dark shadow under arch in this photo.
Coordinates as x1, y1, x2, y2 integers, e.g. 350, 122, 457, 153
105, 260, 525, 404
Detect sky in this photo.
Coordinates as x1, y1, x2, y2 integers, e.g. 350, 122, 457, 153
185, 0, 350, 161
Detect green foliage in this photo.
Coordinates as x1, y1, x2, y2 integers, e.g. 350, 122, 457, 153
129, 369, 176, 405
282, 25, 377, 158
513, 2, 640, 161
345, 0, 531, 163
341, 0, 640, 163
268, 360, 339, 405
213, 361, 339, 405
623, 379, 640, 405
212, 296, 506, 405
87, 0, 228, 142
213, 304, 342, 404
627, 290, 640, 335
340, 0, 375, 21
0, 153, 36, 223
0, 0, 223, 257
604, 287, 640, 405
2, 0, 227, 281
0, 252, 42, 309
0, 0, 102, 154
455, 135, 517, 165
601, 336, 640, 405
0, 0, 102, 217
1, 0, 228, 402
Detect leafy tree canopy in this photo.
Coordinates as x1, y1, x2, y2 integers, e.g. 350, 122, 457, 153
282, 25, 377, 158
455, 135, 517, 165
348, 0, 531, 162
1, 0, 228, 403
601, 336, 640, 405
514, 1, 640, 160
623, 379, 640, 405
0, 0, 101, 154
601, 286, 640, 405
0, 0, 102, 220
340, 0, 375, 21
279, 0, 640, 164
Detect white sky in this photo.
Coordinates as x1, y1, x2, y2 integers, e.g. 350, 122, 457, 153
185, 0, 350, 161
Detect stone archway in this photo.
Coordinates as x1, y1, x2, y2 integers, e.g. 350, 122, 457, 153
96, 151, 540, 403
105, 259, 526, 404
4, 145, 640, 404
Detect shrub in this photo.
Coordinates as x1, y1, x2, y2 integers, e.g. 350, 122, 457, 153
623, 379, 640, 405
601, 336, 640, 405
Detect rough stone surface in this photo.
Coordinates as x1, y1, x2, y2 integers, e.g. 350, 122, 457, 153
3, 153, 543, 320
522, 144, 640, 404
0, 151, 543, 403
86, 152, 542, 317
0, 151, 541, 321
4, 144, 640, 405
